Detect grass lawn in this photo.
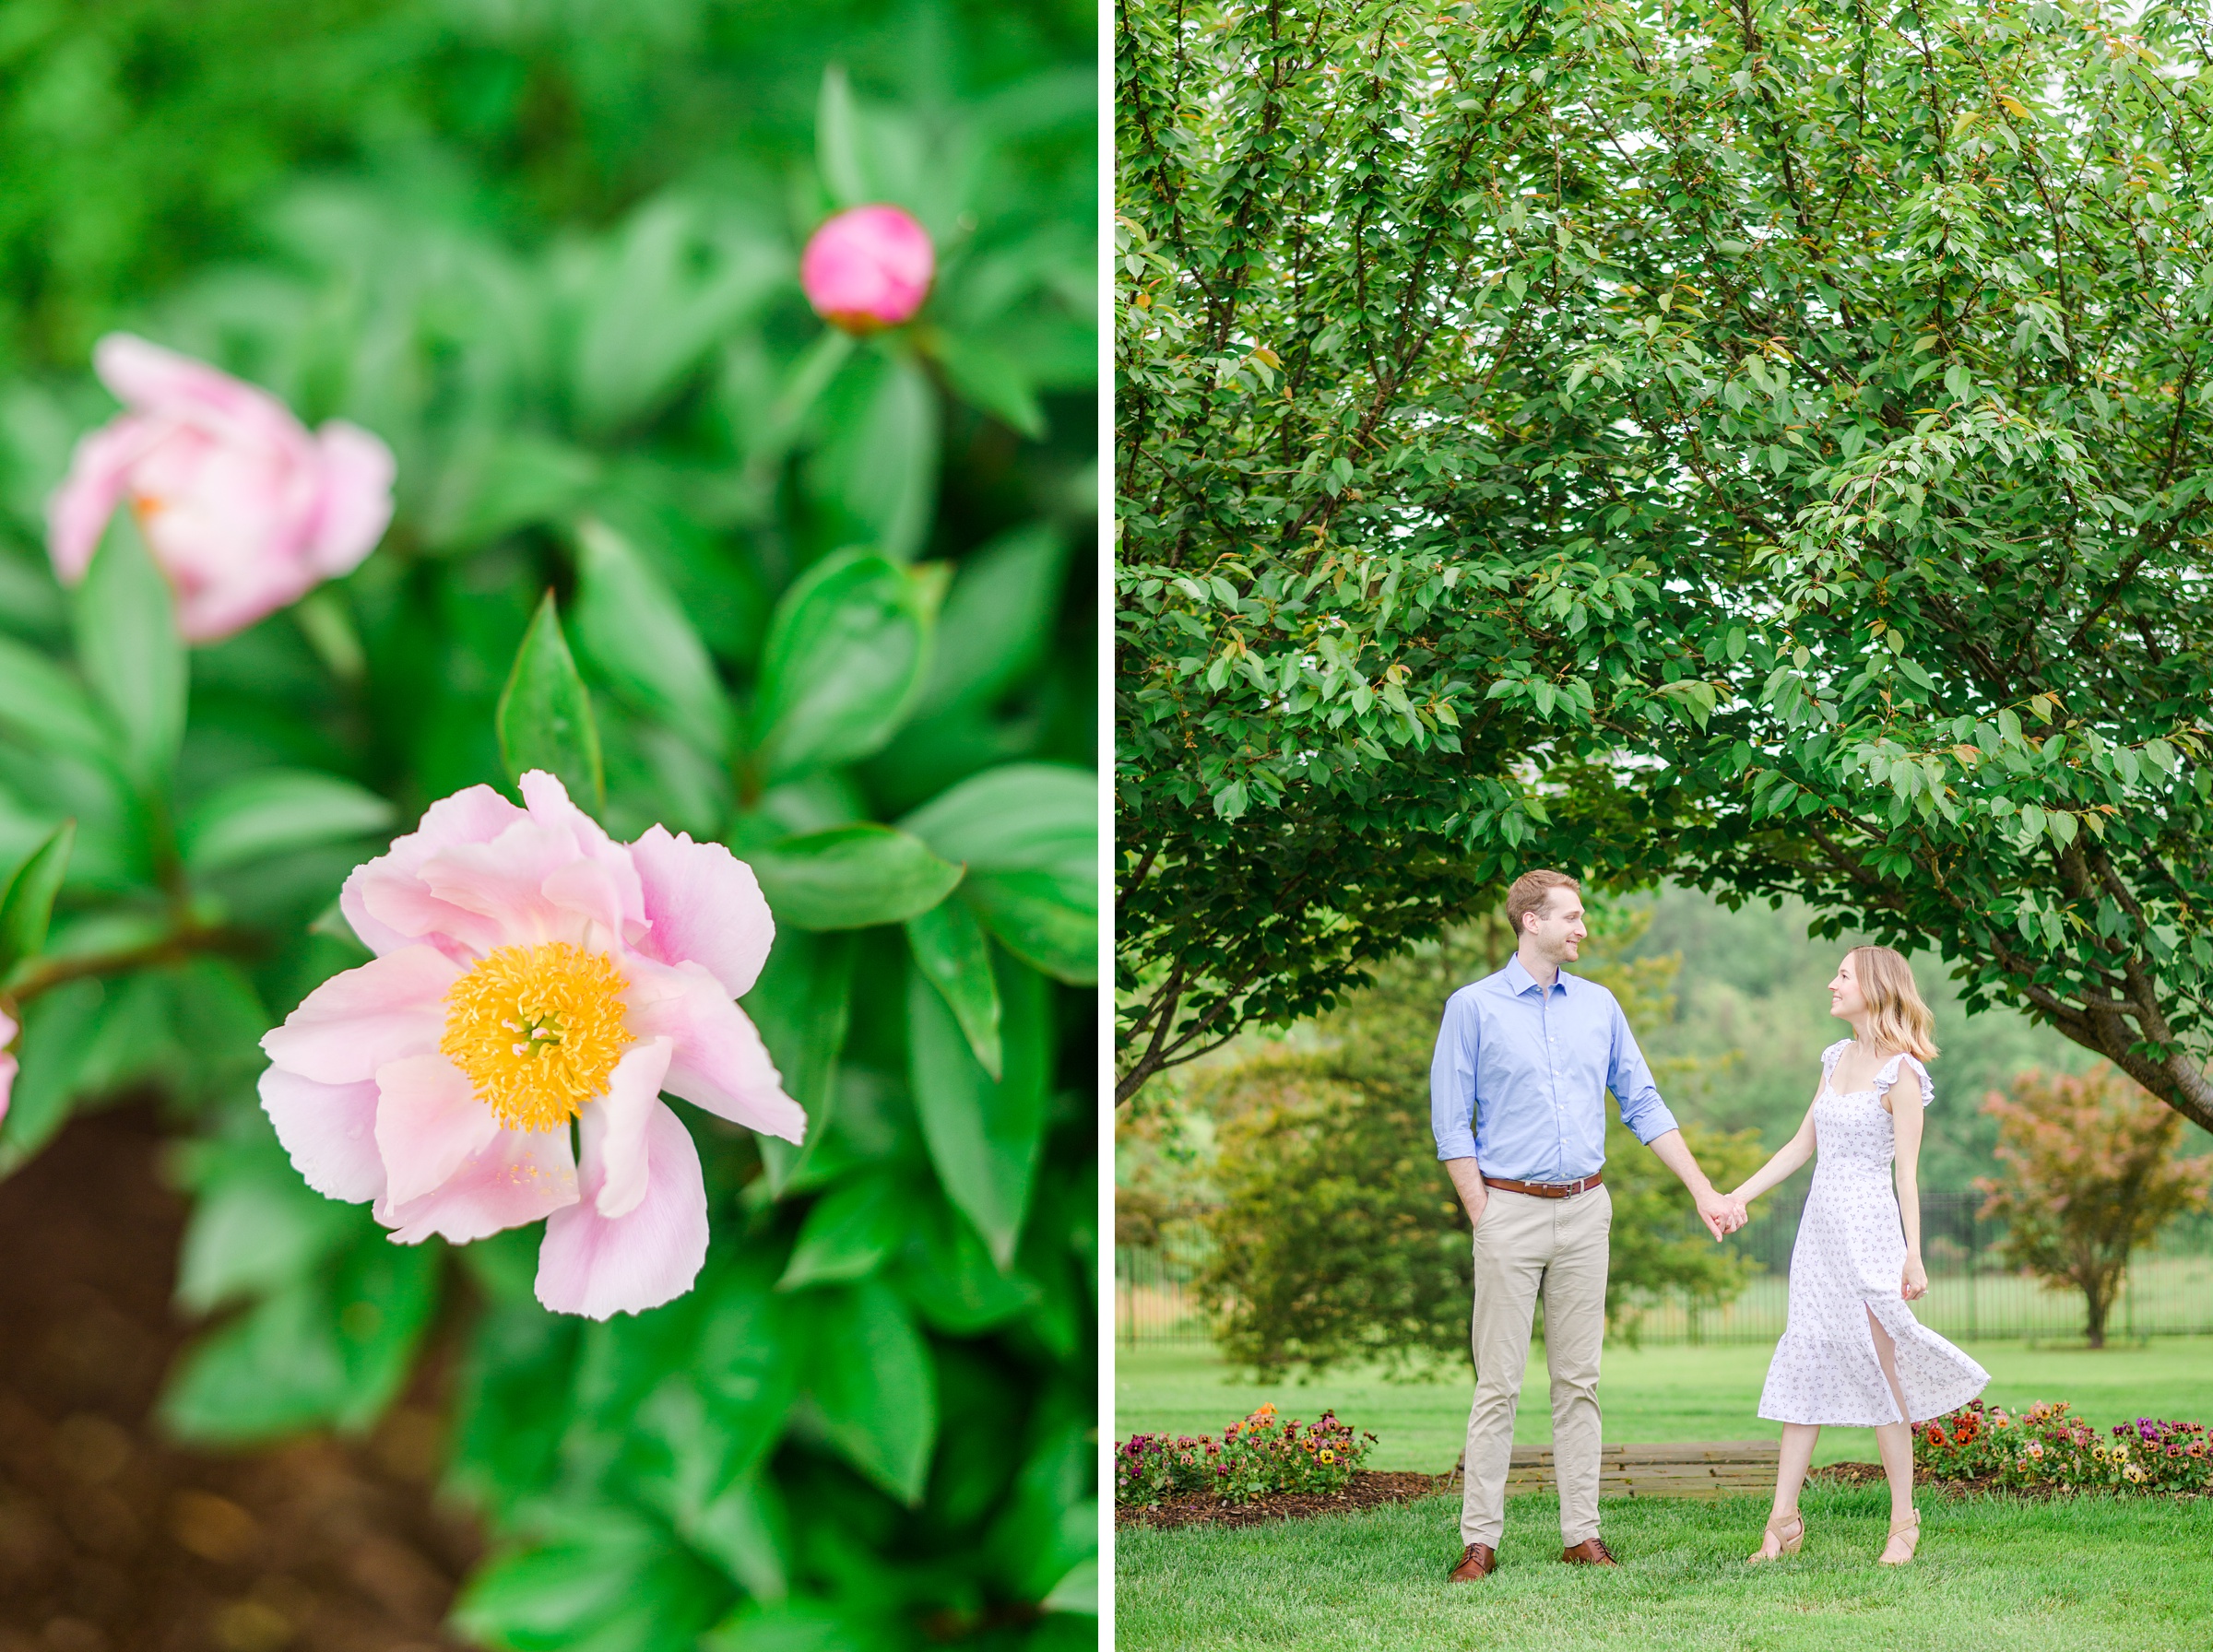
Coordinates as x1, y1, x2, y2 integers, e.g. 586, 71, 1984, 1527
1115, 1484, 2213, 1651
1116, 1339, 2213, 1471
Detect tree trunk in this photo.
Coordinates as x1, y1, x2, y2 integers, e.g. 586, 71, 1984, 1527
2080, 1268, 2112, 1350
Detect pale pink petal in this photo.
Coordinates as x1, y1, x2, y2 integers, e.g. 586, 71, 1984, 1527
521, 771, 647, 942
380, 1125, 579, 1245
93, 334, 306, 454
373, 1052, 501, 1207
535, 1099, 707, 1319
46, 416, 159, 584
623, 955, 804, 1143
306, 420, 396, 576
583, 1037, 675, 1220
342, 785, 529, 958
418, 818, 591, 949
175, 560, 317, 643
541, 859, 641, 949
0, 1009, 18, 1129
259, 1065, 384, 1202
260, 946, 459, 1084
631, 824, 775, 995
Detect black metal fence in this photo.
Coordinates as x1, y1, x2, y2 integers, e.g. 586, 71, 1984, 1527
1115, 1194, 2213, 1350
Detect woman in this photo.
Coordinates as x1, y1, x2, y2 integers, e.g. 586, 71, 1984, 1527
1727, 946, 1989, 1565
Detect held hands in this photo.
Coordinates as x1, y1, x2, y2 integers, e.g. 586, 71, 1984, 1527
1901, 1254, 1928, 1301
1695, 1188, 1749, 1242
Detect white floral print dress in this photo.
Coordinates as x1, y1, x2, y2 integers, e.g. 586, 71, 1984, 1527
1757, 1042, 1990, 1426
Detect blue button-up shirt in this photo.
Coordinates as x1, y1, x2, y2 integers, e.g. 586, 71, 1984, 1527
1429, 956, 1678, 1179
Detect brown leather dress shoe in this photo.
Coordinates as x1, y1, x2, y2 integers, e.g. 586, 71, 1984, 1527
1448, 1542, 1497, 1582
1560, 1538, 1619, 1566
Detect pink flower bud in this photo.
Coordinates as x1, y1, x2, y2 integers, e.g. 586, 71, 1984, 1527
46, 336, 395, 642
0, 1009, 17, 1127
800, 205, 935, 333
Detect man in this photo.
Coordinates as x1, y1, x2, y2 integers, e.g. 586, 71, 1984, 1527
1431, 869, 1746, 1580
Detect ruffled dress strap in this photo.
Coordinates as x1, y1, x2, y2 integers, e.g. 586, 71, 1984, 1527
1818, 1039, 1852, 1086
1870, 1052, 1935, 1108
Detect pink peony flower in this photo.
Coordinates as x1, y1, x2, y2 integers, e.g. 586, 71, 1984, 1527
47, 335, 395, 642
799, 205, 935, 333
259, 772, 803, 1319
0, 1009, 17, 1127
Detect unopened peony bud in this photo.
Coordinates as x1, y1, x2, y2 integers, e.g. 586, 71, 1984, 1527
800, 205, 934, 333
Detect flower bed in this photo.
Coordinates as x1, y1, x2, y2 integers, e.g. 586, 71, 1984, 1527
1914, 1399, 2210, 1494
1116, 1403, 1377, 1507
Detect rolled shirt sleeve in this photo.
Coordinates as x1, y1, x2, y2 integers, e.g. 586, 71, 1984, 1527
1430, 987, 1479, 1161
1606, 995, 1679, 1146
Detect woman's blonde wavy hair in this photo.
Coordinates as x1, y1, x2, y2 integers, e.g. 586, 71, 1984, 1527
1844, 945, 1939, 1061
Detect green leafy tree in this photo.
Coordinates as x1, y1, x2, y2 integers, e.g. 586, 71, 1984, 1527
1194, 912, 1762, 1374
1118, 0, 2213, 1146
1113, 0, 1676, 1101
0, 17, 1095, 1646
1974, 1066, 2213, 1348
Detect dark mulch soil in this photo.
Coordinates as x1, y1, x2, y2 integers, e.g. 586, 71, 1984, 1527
1811, 1460, 2006, 1495
1117, 1470, 1452, 1531
1122, 1461, 2206, 1531
0, 1104, 482, 1652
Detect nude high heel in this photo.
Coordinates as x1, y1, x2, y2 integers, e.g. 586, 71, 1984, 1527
1878, 1507, 1920, 1565
1746, 1511, 1804, 1563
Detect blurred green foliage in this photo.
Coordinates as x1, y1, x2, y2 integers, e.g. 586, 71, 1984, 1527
0, 2, 1095, 1646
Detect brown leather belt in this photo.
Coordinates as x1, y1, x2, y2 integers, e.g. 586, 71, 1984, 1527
1482, 1173, 1604, 1199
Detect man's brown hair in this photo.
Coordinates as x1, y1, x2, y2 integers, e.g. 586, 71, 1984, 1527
1505, 869, 1580, 936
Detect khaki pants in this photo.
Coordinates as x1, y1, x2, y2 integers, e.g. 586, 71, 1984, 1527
1459, 1184, 1611, 1548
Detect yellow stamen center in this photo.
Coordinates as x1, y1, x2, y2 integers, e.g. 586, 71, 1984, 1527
441, 942, 633, 1132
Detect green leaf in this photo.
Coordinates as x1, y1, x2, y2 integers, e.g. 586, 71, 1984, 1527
704, 1601, 896, 1652
178, 771, 394, 874
572, 517, 735, 758
445, 1299, 583, 1507
453, 1511, 731, 1652
801, 353, 941, 564
421, 431, 601, 552
572, 202, 783, 438
497, 591, 606, 809
741, 929, 856, 1195
905, 946, 1048, 1268
1042, 1557, 1098, 1614
750, 823, 962, 930
74, 513, 184, 785
0, 635, 116, 759
798, 1280, 936, 1504
901, 762, 1095, 984
905, 896, 1002, 1079
911, 521, 1070, 719
160, 1229, 441, 1443
931, 331, 1047, 438
893, 1194, 1038, 1335
816, 64, 869, 207
777, 1172, 913, 1291
0, 977, 102, 1175
173, 1149, 357, 1314
753, 549, 941, 781
0, 820, 74, 982
686, 1472, 791, 1604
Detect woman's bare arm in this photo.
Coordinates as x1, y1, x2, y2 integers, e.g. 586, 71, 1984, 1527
1729, 1094, 1820, 1206
1890, 1066, 1928, 1298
